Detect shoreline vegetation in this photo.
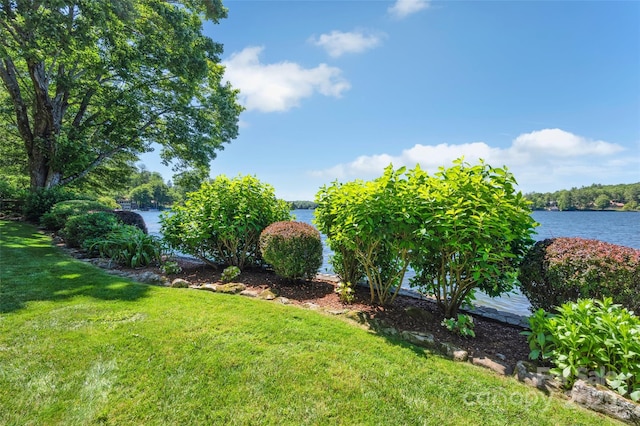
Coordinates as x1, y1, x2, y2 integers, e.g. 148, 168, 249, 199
0, 220, 626, 425
524, 182, 640, 212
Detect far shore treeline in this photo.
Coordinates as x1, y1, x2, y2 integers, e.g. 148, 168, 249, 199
524, 182, 640, 211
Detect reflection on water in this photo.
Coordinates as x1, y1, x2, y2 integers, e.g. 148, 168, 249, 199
137, 209, 640, 317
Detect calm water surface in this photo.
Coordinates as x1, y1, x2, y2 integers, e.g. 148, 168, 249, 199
138, 209, 640, 317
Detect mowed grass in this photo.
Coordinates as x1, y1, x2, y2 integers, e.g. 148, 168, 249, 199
0, 221, 620, 425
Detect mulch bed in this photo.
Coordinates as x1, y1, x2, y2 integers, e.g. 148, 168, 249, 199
157, 257, 533, 367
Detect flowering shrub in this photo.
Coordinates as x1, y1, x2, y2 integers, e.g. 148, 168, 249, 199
260, 221, 323, 281
519, 238, 640, 312
524, 298, 640, 401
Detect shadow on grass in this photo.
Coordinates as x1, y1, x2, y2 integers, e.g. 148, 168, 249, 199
0, 220, 150, 313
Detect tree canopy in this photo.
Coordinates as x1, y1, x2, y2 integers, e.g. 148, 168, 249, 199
0, 0, 242, 191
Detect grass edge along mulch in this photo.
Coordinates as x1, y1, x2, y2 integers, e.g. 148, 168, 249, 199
0, 220, 621, 425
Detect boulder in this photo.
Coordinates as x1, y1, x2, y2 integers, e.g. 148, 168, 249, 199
110, 210, 148, 234
258, 289, 278, 300
216, 283, 246, 294
170, 278, 190, 288
571, 380, 640, 425
471, 356, 513, 376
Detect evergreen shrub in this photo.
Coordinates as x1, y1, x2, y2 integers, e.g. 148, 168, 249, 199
260, 221, 323, 281
41, 200, 113, 230
23, 187, 80, 222
61, 211, 121, 248
519, 238, 640, 312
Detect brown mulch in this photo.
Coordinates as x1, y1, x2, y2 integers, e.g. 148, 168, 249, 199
153, 257, 533, 367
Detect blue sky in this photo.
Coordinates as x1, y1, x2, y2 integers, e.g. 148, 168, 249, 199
141, 0, 640, 200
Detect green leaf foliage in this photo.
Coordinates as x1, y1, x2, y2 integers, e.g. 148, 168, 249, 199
409, 159, 537, 317
61, 211, 121, 248
0, 1, 242, 190
40, 199, 114, 231
315, 159, 536, 311
160, 174, 291, 268
315, 165, 415, 305
89, 225, 163, 268
525, 298, 640, 401
259, 221, 323, 281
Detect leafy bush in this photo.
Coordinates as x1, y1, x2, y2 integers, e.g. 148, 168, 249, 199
161, 174, 291, 268
260, 221, 323, 281
409, 160, 536, 318
220, 266, 241, 283
61, 211, 121, 248
519, 238, 640, 312
96, 196, 121, 209
88, 225, 163, 267
441, 314, 476, 338
524, 298, 640, 401
315, 159, 536, 310
40, 199, 113, 230
315, 167, 414, 304
334, 281, 355, 304
23, 186, 80, 222
314, 185, 365, 287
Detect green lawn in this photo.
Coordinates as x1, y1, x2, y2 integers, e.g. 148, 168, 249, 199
0, 221, 620, 425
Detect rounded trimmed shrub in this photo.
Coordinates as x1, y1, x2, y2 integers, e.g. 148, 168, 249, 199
40, 199, 113, 230
519, 237, 640, 312
61, 211, 121, 248
259, 221, 323, 281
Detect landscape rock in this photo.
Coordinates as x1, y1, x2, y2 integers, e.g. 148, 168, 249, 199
404, 306, 434, 323
440, 342, 468, 362
240, 290, 259, 298
401, 331, 437, 350
135, 271, 167, 285
215, 282, 246, 294
200, 283, 218, 292
170, 278, 190, 288
344, 310, 368, 324
275, 297, 291, 305
515, 361, 561, 391
471, 356, 513, 376
571, 380, 640, 425
258, 289, 278, 300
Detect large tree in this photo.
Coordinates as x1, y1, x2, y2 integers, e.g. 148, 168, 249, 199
0, 0, 242, 190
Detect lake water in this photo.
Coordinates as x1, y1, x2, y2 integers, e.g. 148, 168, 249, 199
137, 209, 640, 317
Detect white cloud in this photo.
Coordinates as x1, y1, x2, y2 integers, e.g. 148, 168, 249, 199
222, 46, 351, 113
511, 128, 624, 157
388, 0, 430, 19
310, 129, 632, 193
310, 30, 385, 58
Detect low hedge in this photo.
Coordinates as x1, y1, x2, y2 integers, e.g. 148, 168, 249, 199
519, 237, 640, 312
259, 221, 323, 281
61, 211, 121, 248
40, 199, 113, 230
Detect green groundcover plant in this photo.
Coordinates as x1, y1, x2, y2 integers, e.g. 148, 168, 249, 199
89, 225, 163, 268
524, 298, 640, 401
